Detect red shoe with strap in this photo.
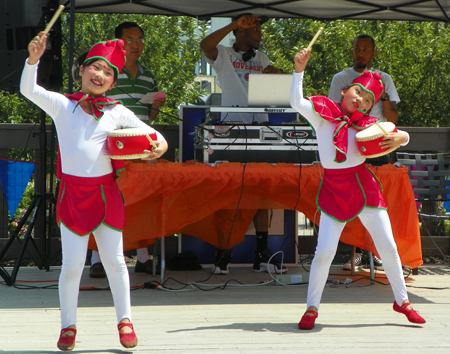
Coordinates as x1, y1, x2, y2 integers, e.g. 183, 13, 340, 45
118, 322, 138, 348
57, 327, 77, 351
393, 301, 426, 324
298, 310, 319, 330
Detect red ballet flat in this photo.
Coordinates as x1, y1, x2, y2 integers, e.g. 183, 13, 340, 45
118, 322, 138, 348
298, 310, 319, 330
393, 301, 426, 324
57, 327, 77, 352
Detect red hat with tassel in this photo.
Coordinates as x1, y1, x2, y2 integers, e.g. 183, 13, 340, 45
351, 70, 384, 106
84, 39, 127, 74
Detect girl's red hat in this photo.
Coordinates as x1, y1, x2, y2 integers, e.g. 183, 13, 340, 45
351, 70, 384, 105
84, 39, 127, 74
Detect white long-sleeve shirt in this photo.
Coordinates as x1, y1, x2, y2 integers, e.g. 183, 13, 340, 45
20, 60, 166, 178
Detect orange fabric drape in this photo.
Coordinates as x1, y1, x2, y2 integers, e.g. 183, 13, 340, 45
88, 160, 422, 269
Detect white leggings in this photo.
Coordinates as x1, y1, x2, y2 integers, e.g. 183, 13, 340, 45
59, 223, 132, 329
306, 208, 408, 310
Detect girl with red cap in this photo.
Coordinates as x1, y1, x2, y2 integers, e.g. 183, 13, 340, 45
21, 32, 168, 351
290, 48, 426, 330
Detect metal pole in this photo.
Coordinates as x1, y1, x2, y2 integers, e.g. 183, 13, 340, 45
68, 0, 76, 94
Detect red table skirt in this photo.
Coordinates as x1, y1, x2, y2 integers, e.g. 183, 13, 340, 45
88, 160, 423, 269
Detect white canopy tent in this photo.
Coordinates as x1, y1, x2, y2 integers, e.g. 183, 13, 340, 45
61, 0, 450, 90
66, 0, 450, 22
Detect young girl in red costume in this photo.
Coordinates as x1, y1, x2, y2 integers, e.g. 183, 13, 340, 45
290, 48, 426, 330
21, 32, 168, 351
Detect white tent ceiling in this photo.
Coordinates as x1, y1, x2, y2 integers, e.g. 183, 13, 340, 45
65, 0, 450, 22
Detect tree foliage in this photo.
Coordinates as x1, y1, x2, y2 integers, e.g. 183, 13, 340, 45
0, 91, 41, 124
262, 19, 450, 127
60, 13, 208, 124
1, 16, 450, 127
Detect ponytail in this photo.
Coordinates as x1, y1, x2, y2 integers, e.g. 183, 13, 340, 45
72, 52, 88, 84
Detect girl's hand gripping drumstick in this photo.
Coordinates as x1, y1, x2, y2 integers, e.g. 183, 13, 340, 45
40, 5, 65, 39
306, 27, 324, 51
146, 134, 158, 149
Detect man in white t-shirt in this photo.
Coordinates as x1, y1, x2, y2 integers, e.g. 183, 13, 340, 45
201, 13, 283, 123
329, 34, 400, 271
200, 13, 286, 275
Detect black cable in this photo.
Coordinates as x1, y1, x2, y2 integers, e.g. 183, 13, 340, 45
191, 155, 248, 284
221, 124, 240, 151
160, 276, 245, 291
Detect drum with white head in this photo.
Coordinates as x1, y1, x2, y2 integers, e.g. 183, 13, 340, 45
355, 122, 398, 158
107, 128, 157, 160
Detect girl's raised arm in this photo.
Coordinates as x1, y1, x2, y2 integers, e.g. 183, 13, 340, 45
27, 31, 47, 65
294, 48, 311, 73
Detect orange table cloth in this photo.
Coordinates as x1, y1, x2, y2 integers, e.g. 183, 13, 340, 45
89, 160, 423, 269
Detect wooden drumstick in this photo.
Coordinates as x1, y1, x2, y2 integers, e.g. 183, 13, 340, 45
306, 27, 324, 51
376, 122, 388, 135
40, 5, 65, 39
146, 134, 157, 149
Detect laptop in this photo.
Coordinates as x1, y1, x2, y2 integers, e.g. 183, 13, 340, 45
248, 74, 293, 107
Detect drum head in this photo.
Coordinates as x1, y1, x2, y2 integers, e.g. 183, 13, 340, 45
356, 122, 396, 140
109, 127, 153, 137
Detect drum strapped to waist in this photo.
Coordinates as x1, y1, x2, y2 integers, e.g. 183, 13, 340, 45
107, 128, 157, 160
355, 122, 399, 158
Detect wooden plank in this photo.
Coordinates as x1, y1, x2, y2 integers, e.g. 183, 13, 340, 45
421, 236, 450, 256
298, 235, 449, 257
398, 127, 450, 152
0, 123, 54, 149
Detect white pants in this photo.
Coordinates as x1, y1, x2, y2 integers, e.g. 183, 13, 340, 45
306, 208, 408, 310
59, 223, 132, 328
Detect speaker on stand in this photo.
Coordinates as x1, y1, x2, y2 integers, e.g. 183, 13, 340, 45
0, 0, 62, 285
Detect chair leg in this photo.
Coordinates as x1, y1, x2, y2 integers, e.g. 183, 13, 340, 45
351, 246, 356, 276
367, 251, 375, 285
160, 237, 165, 285
152, 238, 160, 277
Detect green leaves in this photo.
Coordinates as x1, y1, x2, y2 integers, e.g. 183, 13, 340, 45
262, 19, 450, 127
0, 91, 40, 124
2, 16, 450, 128
60, 14, 207, 124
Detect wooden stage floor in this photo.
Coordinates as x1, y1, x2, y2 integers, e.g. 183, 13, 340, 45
1, 264, 449, 354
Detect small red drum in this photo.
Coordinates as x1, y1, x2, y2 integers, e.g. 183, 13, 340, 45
356, 122, 398, 158
107, 128, 157, 160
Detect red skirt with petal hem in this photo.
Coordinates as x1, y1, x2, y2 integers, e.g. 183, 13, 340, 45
57, 173, 125, 236
317, 163, 387, 222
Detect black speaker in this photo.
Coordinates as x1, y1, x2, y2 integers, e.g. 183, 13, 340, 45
0, 0, 62, 92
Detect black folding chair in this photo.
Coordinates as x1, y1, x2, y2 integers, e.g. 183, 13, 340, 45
396, 152, 450, 218
396, 152, 450, 271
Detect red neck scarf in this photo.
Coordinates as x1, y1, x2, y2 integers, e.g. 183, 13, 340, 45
307, 96, 379, 163
65, 91, 122, 120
